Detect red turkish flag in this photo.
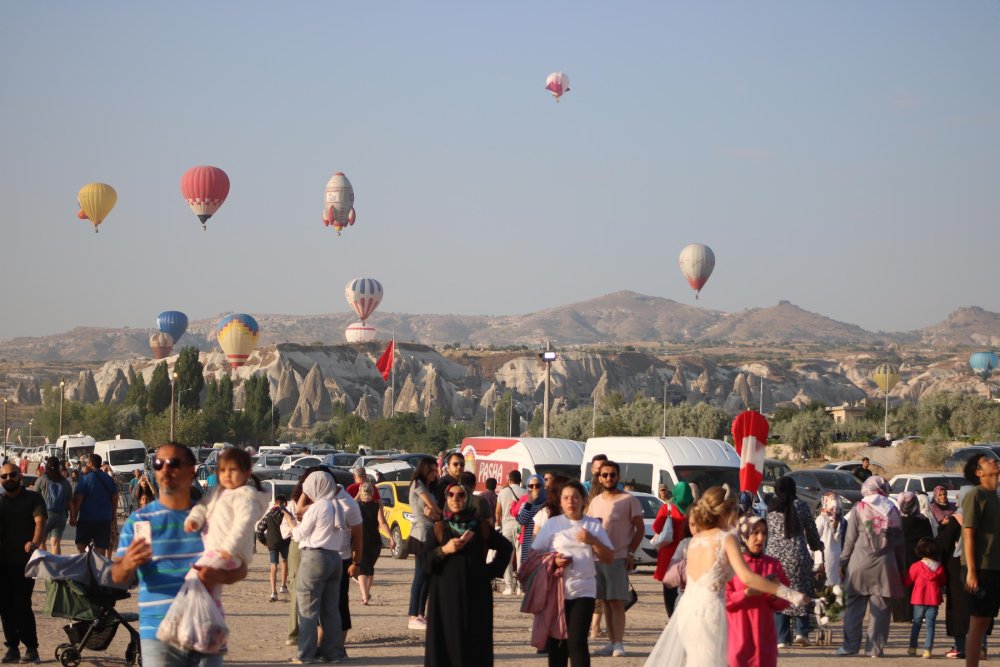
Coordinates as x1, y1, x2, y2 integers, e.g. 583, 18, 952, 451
376, 340, 395, 381
731, 410, 769, 493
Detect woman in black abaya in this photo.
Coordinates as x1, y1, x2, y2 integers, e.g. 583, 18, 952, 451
421, 481, 513, 667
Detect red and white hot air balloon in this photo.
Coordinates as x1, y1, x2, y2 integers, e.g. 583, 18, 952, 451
181, 166, 230, 230
323, 172, 356, 235
679, 243, 716, 299
344, 278, 382, 342
545, 71, 570, 102
345, 323, 377, 343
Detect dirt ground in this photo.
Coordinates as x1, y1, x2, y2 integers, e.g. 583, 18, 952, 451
25, 531, 941, 667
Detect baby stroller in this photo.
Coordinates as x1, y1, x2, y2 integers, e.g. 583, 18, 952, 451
26, 546, 141, 666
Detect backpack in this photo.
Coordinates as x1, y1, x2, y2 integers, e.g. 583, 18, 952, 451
255, 514, 269, 546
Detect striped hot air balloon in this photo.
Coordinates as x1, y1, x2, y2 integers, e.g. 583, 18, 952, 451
871, 363, 900, 393
345, 278, 383, 324
216, 313, 260, 368
545, 71, 570, 102
345, 322, 377, 343
181, 166, 230, 230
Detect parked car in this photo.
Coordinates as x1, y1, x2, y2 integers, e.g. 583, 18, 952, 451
261, 479, 298, 506
868, 437, 892, 448
253, 454, 288, 473
822, 460, 889, 478
786, 469, 863, 514
377, 481, 413, 559
631, 491, 665, 566
280, 455, 323, 470
891, 435, 922, 448
944, 445, 1000, 472
888, 473, 966, 503
319, 452, 362, 469
366, 460, 415, 483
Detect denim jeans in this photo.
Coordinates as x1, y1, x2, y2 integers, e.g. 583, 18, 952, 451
408, 539, 430, 617
297, 548, 345, 662
775, 613, 810, 644
140, 639, 222, 667
910, 605, 938, 650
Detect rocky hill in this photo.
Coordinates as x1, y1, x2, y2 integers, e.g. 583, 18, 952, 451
1, 292, 998, 363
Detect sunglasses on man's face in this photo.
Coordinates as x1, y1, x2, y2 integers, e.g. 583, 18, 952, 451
449, 462, 465, 468
0, 473, 19, 480
599, 472, 618, 478
153, 457, 185, 471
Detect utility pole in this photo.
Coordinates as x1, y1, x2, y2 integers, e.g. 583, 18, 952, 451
170, 371, 178, 442
540, 341, 556, 438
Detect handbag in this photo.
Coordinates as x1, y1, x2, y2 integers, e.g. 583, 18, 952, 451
650, 513, 674, 548
624, 580, 638, 611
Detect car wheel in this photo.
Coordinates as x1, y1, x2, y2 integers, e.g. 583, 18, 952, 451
391, 525, 407, 560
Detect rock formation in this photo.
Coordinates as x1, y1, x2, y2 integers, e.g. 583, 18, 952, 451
102, 368, 129, 406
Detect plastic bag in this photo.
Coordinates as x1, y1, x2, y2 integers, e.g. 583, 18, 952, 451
650, 517, 673, 548
156, 573, 229, 654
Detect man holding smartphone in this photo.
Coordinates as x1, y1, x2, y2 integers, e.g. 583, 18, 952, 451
111, 442, 247, 666
961, 452, 1000, 667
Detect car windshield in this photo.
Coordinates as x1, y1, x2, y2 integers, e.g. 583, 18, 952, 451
196, 449, 214, 462
921, 476, 965, 491
66, 445, 95, 460
259, 456, 285, 467
671, 466, 739, 492
108, 448, 147, 465
634, 494, 663, 519
812, 471, 862, 491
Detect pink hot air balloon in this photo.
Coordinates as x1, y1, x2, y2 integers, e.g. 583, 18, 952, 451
679, 243, 716, 299
545, 71, 570, 102
181, 166, 230, 230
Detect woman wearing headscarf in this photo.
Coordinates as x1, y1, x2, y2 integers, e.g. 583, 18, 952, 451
726, 514, 790, 667
892, 491, 934, 623
916, 493, 938, 537
836, 476, 904, 658
929, 486, 955, 530
652, 481, 693, 616
765, 476, 823, 647
289, 471, 358, 664
516, 474, 548, 566
813, 492, 843, 591
421, 482, 513, 666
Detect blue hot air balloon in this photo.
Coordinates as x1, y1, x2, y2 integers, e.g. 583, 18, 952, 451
157, 311, 189, 343
970, 351, 999, 381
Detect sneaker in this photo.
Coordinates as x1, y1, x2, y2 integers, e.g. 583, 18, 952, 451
289, 658, 319, 664
285, 639, 298, 646
835, 648, 859, 657
269, 592, 278, 602
945, 648, 964, 659
18, 650, 38, 665
794, 635, 812, 647
1, 649, 19, 664
777, 643, 787, 649
279, 585, 289, 594
612, 643, 626, 658
923, 650, 933, 659
592, 644, 614, 657
501, 586, 514, 596
908, 648, 918, 656
407, 617, 427, 631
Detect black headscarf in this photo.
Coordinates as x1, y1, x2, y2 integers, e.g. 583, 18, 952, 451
767, 476, 801, 536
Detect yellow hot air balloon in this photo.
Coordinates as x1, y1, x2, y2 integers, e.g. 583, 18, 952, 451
871, 363, 900, 393
77, 183, 117, 233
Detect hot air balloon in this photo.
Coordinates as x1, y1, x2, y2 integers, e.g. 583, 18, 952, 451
181, 166, 230, 230
345, 278, 383, 324
323, 173, 356, 235
678, 243, 715, 299
871, 363, 900, 393
216, 313, 260, 368
345, 322, 377, 343
157, 311, 189, 345
970, 352, 999, 381
545, 71, 570, 102
77, 183, 117, 233
149, 332, 175, 360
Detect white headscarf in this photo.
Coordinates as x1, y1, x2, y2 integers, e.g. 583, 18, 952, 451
302, 471, 346, 529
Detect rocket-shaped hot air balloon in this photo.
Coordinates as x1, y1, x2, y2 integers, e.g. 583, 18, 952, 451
323, 173, 356, 235
181, 166, 230, 230
216, 313, 260, 368
545, 71, 570, 102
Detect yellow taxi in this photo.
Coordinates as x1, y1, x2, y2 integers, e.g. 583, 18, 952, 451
377, 481, 414, 559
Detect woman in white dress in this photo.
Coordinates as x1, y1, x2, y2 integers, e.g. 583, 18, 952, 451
644, 486, 809, 667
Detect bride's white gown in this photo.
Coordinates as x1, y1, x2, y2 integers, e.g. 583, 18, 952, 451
644, 530, 732, 667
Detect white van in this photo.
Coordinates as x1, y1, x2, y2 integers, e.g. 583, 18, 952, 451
581, 436, 740, 495
94, 438, 148, 474
55, 435, 97, 466
460, 437, 586, 492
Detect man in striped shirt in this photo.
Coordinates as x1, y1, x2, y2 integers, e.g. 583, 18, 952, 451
112, 442, 247, 666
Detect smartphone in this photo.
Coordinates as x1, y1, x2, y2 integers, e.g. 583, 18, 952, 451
134, 520, 152, 545
460, 530, 474, 543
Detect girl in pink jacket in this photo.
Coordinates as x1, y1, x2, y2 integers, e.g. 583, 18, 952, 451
906, 538, 946, 658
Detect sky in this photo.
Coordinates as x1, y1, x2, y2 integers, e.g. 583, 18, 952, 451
1, 2, 998, 340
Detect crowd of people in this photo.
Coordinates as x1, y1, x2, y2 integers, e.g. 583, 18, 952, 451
1, 443, 1000, 666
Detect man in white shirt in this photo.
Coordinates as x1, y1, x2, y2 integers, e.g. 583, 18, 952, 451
496, 469, 525, 595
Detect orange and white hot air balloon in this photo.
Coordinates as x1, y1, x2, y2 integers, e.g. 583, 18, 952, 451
545, 72, 570, 102
679, 243, 716, 299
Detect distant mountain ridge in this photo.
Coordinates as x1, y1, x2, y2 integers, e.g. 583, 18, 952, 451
2, 291, 998, 362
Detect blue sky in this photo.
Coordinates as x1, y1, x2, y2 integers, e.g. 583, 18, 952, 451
2, 2, 998, 340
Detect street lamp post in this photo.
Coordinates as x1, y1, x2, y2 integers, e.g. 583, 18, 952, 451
539, 341, 556, 438
170, 371, 178, 442
58, 379, 65, 458
28, 419, 33, 446
2, 397, 7, 446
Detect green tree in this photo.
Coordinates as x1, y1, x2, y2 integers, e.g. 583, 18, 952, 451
337, 414, 369, 447
492, 392, 520, 437
202, 377, 234, 444
147, 362, 171, 415
124, 367, 147, 416
174, 347, 204, 410
784, 410, 833, 458
242, 374, 277, 445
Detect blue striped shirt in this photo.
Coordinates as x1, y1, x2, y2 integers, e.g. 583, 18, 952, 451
116, 501, 204, 640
